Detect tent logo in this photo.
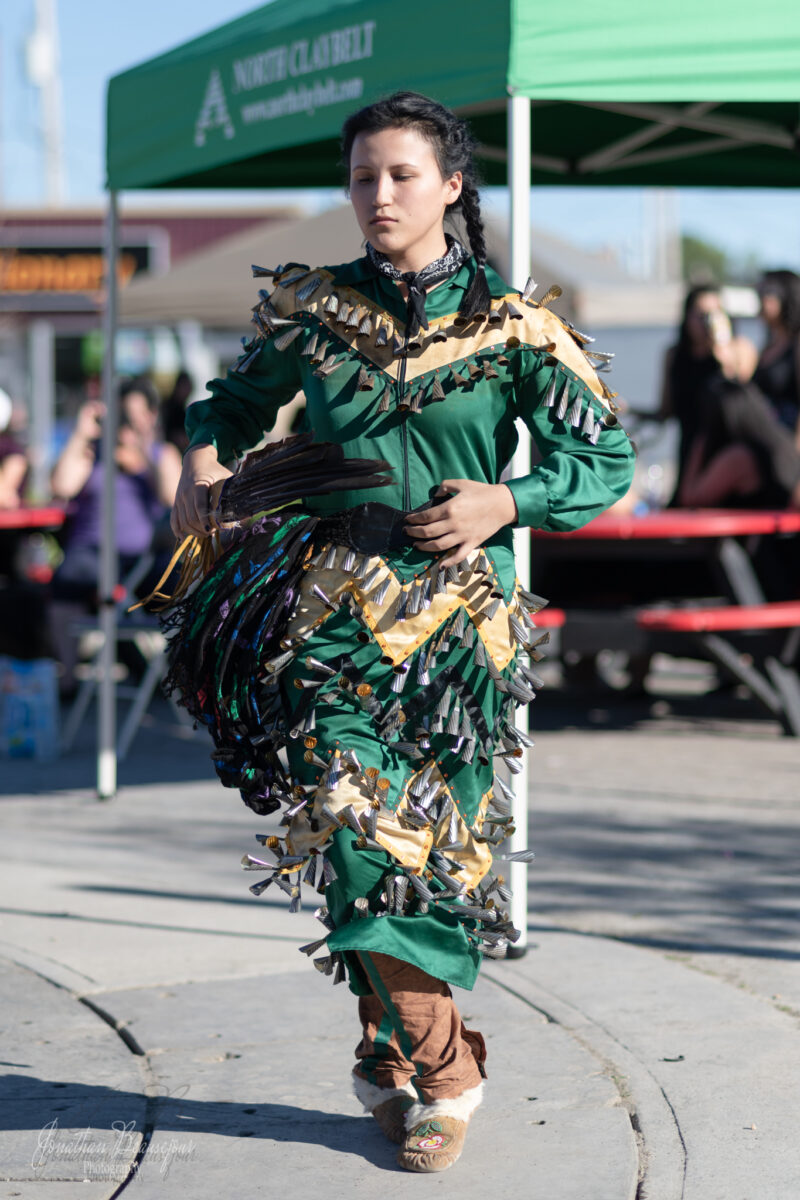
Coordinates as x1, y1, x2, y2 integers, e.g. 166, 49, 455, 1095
194, 69, 235, 147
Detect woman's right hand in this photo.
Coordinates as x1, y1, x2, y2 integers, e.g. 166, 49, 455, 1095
170, 443, 233, 538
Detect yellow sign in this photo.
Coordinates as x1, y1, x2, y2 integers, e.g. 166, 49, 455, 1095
0, 252, 139, 293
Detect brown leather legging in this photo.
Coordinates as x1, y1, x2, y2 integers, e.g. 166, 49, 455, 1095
354, 951, 486, 1103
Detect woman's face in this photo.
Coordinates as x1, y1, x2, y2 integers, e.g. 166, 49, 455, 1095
121, 390, 156, 439
686, 290, 721, 347
759, 288, 782, 326
348, 126, 462, 266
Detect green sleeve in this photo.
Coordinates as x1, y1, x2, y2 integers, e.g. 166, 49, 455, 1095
505, 351, 636, 531
185, 334, 303, 464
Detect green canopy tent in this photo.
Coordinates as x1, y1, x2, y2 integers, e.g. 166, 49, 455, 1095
99, 0, 800, 952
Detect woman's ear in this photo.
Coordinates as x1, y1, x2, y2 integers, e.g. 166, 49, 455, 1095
445, 171, 463, 207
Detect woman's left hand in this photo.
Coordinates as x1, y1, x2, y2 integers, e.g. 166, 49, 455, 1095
403, 479, 518, 567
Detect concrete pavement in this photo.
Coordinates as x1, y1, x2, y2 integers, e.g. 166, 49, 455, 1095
1, 680, 799, 1199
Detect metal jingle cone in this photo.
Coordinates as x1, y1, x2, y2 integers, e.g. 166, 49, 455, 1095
296, 274, 322, 303
365, 806, 378, 840
278, 266, 310, 287
302, 856, 319, 887
356, 366, 373, 391
484, 595, 502, 620
393, 875, 409, 913
391, 665, 410, 693
305, 655, 337, 677
392, 335, 406, 358
408, 871, 434, 902
473, 639, 487, 669
357, 311, 373, 338
395, 588, 408, 622
384, 874, 395, 911
431, 375, 446, 401
241, 852, 274, 870
466, 360, 482, 381
373, 576, 391, 606
299, 932, 328, 956
450, 367, 468, 386
375, 777, 391, 805
434, 568, 448, 595
336, 301, 351, 326
313, 953, 334, 975
322, 544, 337, 570
249, 876, 275, 896
589, 420, 601, 445
483, 361, 499, 379
273, 324, 303, 351
346, 305, 361, 329
461, 622, 475, 649
431, 325, 448, 342
456, 557, 471, 574
521, 276, 538, 302
538, 283, 563, 307
445, 702, 461, 737
361, 564, 383, 592
582, 404, 596, 439
377, 388, 391, 414
311, 583, 337, 610
339, 804, 364, 836
332, 955, 347, 985
506, 300, 524, 320
289, 887, 302, 914
322, 856, 339, 884
556, 380, 571, 421
375, 322, 390, 347
252, 263, 279, 278
341, 547, 356, 573
310, 339, 328, 366
540, 376, 558, 411
314, 904, 335, 929
353, 896, 370, 919
301, 330, 319, 357
314, 354, 345, 379
568, 392, 584, 427
502, 848, 536, 863
494, 775, 515, 807
320, 802, 342, 829
352, 553, 370, 580
363, 766, 380, 797
460, 738, 477, 764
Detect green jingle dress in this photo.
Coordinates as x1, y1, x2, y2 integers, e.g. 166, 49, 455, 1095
182, 254, 635, 996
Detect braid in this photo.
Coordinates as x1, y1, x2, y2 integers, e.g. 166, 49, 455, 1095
457, 179, 491, 320
341, 91, 491, 321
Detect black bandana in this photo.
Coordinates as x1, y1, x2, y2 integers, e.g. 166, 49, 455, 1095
365, 234, 470, 338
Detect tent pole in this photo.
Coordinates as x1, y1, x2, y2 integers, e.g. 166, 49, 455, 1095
98, 190, 119, 799
507, 93, 532, 957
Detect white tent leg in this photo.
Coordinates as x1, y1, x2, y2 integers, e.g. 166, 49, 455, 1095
507, 94, 532, 957
98, 191, 119, 799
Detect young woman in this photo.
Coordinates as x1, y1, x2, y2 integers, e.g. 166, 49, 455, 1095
753, 269, 800, 445
169, 92, 634, 1173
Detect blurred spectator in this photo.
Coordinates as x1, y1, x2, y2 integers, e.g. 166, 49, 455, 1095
162, 369, 193, 454
752, 269, 800, 443
0, 387, 28, 509
48, 378, 181, 695
658, 287, 757, 499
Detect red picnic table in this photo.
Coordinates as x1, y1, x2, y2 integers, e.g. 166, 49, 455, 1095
533, 508, 800, 734
0, 506, 65, 531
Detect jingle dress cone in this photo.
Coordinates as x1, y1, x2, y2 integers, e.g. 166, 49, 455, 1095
179, 254, 635, 994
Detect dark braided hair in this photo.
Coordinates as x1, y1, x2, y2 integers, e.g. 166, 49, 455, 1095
341, 91, 492, 322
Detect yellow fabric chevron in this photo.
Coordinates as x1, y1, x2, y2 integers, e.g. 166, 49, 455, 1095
283, 546, 525, 671
286, 759, 433, 872
268, 269, 611, 409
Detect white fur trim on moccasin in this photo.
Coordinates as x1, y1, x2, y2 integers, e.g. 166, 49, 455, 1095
352, 1072, 419, 1114
404, 1081, 484, 1128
